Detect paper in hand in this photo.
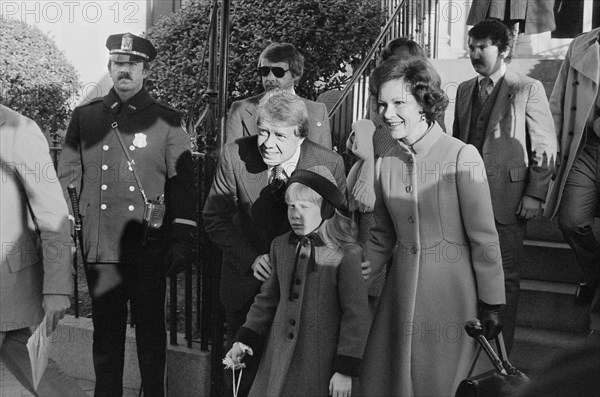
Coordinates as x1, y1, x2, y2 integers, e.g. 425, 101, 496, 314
26, 315, 50, 391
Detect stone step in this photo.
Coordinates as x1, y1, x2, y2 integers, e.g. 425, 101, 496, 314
526, 216, 567, 243
523, 240, 582, 284
510, 326, 588, 375
517, 280, 589, 333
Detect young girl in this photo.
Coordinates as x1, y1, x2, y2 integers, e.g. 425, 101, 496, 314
226, 166, 370, 397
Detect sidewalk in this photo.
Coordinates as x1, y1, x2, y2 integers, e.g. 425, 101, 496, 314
0, 361, 139, 397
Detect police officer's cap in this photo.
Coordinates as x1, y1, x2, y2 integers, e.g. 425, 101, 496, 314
106, 33, 157, 62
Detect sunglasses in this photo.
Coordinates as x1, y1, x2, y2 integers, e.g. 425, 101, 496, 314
258, 66, 289, 78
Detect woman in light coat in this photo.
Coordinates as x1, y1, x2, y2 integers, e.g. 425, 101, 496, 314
359, 58, 506, 397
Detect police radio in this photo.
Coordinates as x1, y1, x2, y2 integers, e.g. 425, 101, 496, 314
142, 194, 165, 243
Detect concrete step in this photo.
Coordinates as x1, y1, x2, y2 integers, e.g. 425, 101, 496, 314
526, 216, 567, 243
517, 280, 589, 333
510, 326, 588, 375
525, 215, 600, 243
523, 240, 582, 284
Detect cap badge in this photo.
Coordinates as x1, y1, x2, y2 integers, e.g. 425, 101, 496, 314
121, 34, 133, 51
133, 133, 147, 148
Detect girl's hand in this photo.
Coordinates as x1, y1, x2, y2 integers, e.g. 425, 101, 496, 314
329, 372, 352, 397
226, 342, 246, 366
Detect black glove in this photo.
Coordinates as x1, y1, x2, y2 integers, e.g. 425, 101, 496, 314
478, 301, 504, 340
164, 240, 193, 277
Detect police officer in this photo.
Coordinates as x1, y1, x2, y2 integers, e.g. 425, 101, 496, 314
58, 33, 196, 397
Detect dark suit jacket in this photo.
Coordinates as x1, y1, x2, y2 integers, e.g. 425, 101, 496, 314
225, 93, 332, 149
203, 136, 346, 311
452, 68, 557, 225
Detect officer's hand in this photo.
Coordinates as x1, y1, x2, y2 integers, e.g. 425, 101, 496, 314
251, 254, 271, 282
43, 294, 70, 335
478, 301, 504, 340
164, 240, 193, 277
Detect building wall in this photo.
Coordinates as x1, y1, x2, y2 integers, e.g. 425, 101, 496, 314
0, 0, 180, 104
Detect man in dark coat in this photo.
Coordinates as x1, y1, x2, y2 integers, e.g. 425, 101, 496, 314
203, 91, 346, 396
58, 33, 196, 397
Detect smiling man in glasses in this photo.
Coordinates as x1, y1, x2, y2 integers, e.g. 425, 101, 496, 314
225, 42, 332, 149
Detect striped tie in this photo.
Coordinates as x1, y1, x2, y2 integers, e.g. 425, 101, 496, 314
479, 77, 493, 105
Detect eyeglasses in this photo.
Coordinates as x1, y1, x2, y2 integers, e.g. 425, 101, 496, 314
258, 66, 289, 78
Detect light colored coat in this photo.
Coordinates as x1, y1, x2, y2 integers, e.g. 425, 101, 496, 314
544, 28, 600, 219
225, 93, 332, 149
360, 124, 505, 397
0, 105, 73, 330
467, 0, 555, 34
453, 68, 557, 225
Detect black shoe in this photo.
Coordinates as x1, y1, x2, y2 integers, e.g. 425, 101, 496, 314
574, 282, 595, 305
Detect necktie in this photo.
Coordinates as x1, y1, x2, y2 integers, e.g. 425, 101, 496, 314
479, 77, 493, 105
269, 164, 286, 195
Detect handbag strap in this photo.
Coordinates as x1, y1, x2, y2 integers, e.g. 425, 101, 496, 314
465, 332, 509, 377
110, 120, 149, 204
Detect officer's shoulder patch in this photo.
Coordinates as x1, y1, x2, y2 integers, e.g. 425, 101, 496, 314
77, 97, 103, 109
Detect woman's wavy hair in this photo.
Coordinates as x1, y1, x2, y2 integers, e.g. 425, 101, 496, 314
369, 58, 449, 124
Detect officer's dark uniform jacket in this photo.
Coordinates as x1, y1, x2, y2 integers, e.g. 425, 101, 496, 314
59, 87, 196, 263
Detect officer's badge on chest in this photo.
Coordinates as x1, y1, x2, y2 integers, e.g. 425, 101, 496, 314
133, 133, 148, 148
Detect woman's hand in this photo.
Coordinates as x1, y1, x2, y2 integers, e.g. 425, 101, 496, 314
329, 372, 352, 397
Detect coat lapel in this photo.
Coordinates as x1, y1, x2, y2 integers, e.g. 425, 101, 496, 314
486, 69, 517, 132
571, 32, 600, 85
296, 139, 317, 170
457, 77, 477, 142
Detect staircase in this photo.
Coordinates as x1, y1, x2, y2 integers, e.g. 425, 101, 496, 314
510, 216, 599, 375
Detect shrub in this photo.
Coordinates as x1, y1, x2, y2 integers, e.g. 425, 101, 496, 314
145, 0, 383, 115
0, 17, 80, 139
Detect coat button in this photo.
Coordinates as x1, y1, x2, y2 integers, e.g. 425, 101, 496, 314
102, 164, 108, 170
563, 155, 568, 161
406, 186, 413, 193
300, 253, 307, 259
128, 205, 135, 211
295, 278, 301, 285
411, 245, 418, 254
408, 216, 414, 223
293, 292, 299, 299
288, 332, 294, 340
129, 186, 135, 192
129, 145, 136, 151
101, 184, 107, 190
317, 122, 322, 127
574, 80, 579, 85
100, 204, 107, 210
568, 131, 574, 136
103, 145, 109, 151
571, 106, 577, 111
289, 319, 296, 325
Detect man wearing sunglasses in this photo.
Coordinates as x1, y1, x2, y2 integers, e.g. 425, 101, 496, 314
225, 42, 332, 149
